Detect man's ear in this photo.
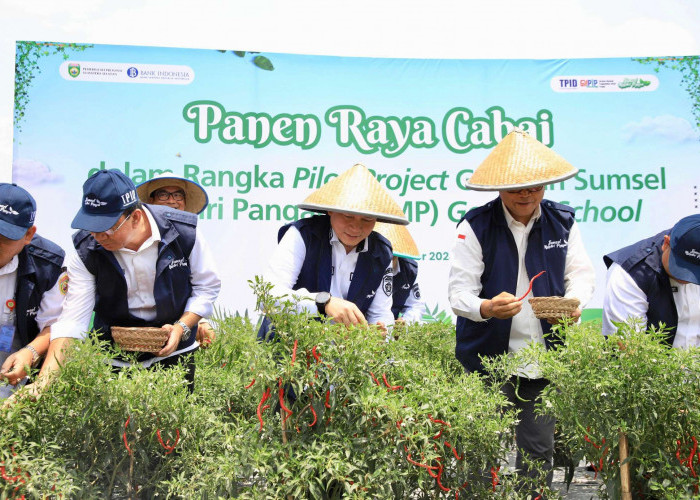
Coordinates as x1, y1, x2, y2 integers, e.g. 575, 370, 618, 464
22, 226, 37, 245
662, 234, 671, 252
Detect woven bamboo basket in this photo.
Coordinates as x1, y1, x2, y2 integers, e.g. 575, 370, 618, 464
529, 296, 580, 320
111, 326, 169, 353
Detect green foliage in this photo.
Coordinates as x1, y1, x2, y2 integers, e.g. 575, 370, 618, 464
14, 41, 92, 131
496, 320, 700, 499
635, 56, 700, 130
422, 303, 454, 325
0, 278, 528, 498
216, 49, 276, 71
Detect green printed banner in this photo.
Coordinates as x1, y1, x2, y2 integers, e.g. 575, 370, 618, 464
13, 42, 700, 319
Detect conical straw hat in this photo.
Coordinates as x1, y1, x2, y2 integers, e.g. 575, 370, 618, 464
136, 173, 209, 214
298, 164, 408, 225
374, 222, 420, 259
465, 129, 578, 191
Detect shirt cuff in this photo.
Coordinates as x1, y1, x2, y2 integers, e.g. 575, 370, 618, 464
50, 320, 88, 341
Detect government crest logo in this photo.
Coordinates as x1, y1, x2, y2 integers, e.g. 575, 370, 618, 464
68, 63, 80, 78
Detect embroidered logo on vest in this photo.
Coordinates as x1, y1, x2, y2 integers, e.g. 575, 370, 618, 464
544, 239, 568, 250
25, 306, 38, 317
401, 283, 411, 290
168, 257, 188, 270
366, 290, 376, 299
382, 268, 393, 296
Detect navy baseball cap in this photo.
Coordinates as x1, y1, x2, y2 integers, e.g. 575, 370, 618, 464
71, 169, 139, 232
0, 183, 36, 240
668, 214, 700, 285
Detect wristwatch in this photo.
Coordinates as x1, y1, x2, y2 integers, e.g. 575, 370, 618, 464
315, 292, 331, 316
176, 320, 192, 341
23, 345, 40, 365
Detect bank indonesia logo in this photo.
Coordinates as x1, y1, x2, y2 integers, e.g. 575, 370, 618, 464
127, 67, 139, 78
68, 63, 80, 78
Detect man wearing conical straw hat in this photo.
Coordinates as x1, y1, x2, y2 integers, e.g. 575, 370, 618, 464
260, 164, 407, 337
448, 129, 595, 491
373, 222, 425, 324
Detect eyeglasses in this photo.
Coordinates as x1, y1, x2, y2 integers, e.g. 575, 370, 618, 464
154, 190, 185, 202
100, 213, 132, 236
505, 186, 545, 195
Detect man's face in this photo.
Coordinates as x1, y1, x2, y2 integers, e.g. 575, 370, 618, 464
661, 234, 691, 284
90, 211, 137, 252
328, 211, 377, 252
0, 226, 36, 268
498, 186, 545, 225
150, 185, 186, 211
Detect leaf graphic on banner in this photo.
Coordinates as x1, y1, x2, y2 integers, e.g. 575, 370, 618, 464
216, 50, 227, 53
253, 55, 274, 71
233, 51, 246, 57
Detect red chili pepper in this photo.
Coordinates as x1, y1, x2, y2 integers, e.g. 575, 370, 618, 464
244, 378, 256, 389
123, 417, 132, 455
257, 388, 271, 432
516, 270, 546, 301
369, 372, 380, 386
309, 401, 317, 427
312, 346, 321, 363
435, 463, 450, 492
444, 442, 463, 460
406, 453, 440, 472
0, 465, 21, 483
279, 381, 293, 423
382, 373, 403, 391
491, 466, 500, 491
157, 428, 180, 454
290, 339, 298, 365
428, 414, 451, 427
432, 429, 442, 440
324, 390, 331, 409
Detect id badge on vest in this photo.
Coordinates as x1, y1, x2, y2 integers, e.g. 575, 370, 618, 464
0, 299, 16, 353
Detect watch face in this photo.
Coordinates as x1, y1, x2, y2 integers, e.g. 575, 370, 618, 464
316, 292, 331, 305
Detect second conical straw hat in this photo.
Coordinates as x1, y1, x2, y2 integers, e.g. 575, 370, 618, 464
373, 222, 420, 259
298, 164, 408, 225
465, 129, 578, 191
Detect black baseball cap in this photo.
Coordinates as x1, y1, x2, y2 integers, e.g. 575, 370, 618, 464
0, 183, 36, 240
71, 169, 139, 232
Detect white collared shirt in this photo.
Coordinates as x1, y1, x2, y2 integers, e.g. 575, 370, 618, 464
448, 200, 596, 355
263, 225, 394, 326
50, 207, 221, 366
602, 262, 700, 347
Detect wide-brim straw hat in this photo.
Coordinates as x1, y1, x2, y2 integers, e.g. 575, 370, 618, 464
465, 129, 578, 191
136, 173, 209, 215
298, 164, 408, 225
374, 222, 420, 259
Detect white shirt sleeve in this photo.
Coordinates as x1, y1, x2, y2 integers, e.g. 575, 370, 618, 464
262, 226, 316, 314
364, 268, 395, 326
35, 270, 67, 331
50, 252, 97, 340
602, 262, 649, 336
448, 219, 488, 322
184, 227, 221, 319
562, 221, 596, 306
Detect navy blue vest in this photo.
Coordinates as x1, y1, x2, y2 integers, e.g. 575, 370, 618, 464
455, 198, 575, 373
258, 215, 393, 340
391, 257, 419, 320
73, 205, 198, 360
15, 234, 65, 346
603, 230, 677, 344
